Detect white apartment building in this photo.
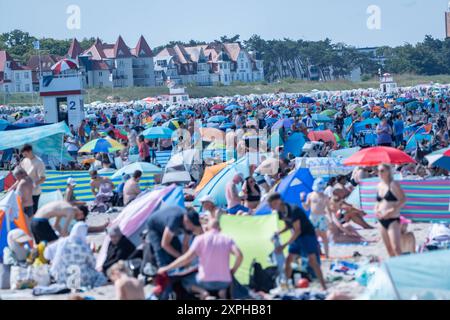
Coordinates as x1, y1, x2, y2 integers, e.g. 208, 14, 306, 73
0, 51, 33, 93
154, 42, 264, 86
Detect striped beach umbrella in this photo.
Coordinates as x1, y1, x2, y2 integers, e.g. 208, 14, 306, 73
78, 138, 124, 153
51, 59, 78, 74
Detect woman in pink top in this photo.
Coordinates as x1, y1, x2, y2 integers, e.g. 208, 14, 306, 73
158, 219, 243, 299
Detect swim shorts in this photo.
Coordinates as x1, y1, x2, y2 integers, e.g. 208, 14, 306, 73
310, 214, 329, 232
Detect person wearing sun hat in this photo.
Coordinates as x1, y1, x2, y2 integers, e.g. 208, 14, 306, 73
400, 216, 416, 254
199, 195, 225, 221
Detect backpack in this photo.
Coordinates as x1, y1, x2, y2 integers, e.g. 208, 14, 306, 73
249, 260, 278, 293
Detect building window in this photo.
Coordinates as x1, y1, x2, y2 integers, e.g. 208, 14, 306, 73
4, 85, 9, 92
16, 84, 20, 92
246, 63, 248, 69
15, 73, 20, 81
99, 72, 103, 76
25, 84, 30, 92
24, 72, 29, 79
240, 63, 244, 69
225, 74, 228, 82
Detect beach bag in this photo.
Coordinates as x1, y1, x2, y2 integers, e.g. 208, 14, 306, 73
249, 260, 277, 293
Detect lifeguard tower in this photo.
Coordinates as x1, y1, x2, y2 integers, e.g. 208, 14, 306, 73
380, 73, 398, 94
39, 59, 85, 128
159, 78, 190, 105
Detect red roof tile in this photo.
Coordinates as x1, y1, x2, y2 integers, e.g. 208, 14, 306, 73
0, 50, 29, 71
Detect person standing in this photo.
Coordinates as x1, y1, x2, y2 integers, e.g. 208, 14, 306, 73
19, 144, 46, 215
393, 114, 405, 147
375, 164, 406, 257
267, 193, 327, 290
78, 120, 86, 144
12, 167, 34, 229
376, 117, 393, 147
138, 135, 150, 162
301, 178, 330, 259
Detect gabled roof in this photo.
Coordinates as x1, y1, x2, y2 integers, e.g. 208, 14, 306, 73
83, 38, 107, 60
134, 35, 153, 58
67, 38, 83, 59
0, 50, 29, 71
27, 54, 61, 72
114, 36, 133, 58
91, 60, 111, 71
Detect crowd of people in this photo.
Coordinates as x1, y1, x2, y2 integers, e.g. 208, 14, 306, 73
1, 83, 449, 300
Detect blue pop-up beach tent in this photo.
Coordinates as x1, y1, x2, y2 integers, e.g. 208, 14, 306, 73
255, 168, 314, 215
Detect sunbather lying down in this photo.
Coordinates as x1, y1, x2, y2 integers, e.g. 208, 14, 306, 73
328, 220, 365, 244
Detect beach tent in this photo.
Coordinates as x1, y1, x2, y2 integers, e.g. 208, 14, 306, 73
162, 149, 202, 184
96, 185, 183, 270
307, 130, 337, 149
195, 162, 228, 193
255, 168, 314, 215
360, 249, 450, 300
0, 191, 30, 262
0, 122, 72, 163
220, 214, 281, 285
111, 162, 162, 179
282, 132, 306, 158
357, 178, 450, 222
193, 156, 251, 208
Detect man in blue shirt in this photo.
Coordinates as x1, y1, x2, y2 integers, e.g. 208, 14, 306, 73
393, 114, 405, 147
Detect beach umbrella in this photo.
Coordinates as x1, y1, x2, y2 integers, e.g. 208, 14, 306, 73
199, 127, 225, 142
312, 114, 332, 123
211, 104, 226, 111
425, 147, 450, 171
225, 105, 240, 111
266, 110, 279, 118
272, 118, 293, 130
297, 97, 316, 104
152, 112, 169, 122
51, 59, 78, 74
142, 97, 158, 104
344, 147, 416, 167
181, 110, 195, 116
207, 115, 228, 123
320, 109, 338, 117
142, 126, 173, 139
78, 138, 124, 153
111, 162, 162, 179
162, 120, 180, 131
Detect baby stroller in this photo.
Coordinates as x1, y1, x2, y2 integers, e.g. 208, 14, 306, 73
90, 182, 114, 213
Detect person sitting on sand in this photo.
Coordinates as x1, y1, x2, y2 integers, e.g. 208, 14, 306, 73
102, 226, 136, 274
400, 217, 416, 254
123, 170, 142, 205
225, 174, 250, 215
64, 178, 86, 206
158, 219, 243, 300
108, 260, 145, 300
301, 178, 330, 259
45, 222, 107, 289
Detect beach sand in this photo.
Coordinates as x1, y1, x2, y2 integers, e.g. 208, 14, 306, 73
0, 210, 431, 300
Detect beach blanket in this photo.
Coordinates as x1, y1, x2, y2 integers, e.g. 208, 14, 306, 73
41, 171, 155, 202
358, 178, 450, 222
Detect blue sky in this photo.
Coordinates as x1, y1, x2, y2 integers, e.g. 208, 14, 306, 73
0, 0, 449, 47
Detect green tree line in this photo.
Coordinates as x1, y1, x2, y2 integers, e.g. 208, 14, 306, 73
2, 29, 450, 81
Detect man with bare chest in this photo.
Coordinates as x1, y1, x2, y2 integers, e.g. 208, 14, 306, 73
12, 167, 34, 219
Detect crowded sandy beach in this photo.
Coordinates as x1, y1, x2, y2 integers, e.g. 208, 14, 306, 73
2, 1, 450, 303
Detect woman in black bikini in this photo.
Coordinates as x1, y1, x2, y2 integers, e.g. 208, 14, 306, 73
242, 176, 262, 210
375, 164, 406, 257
